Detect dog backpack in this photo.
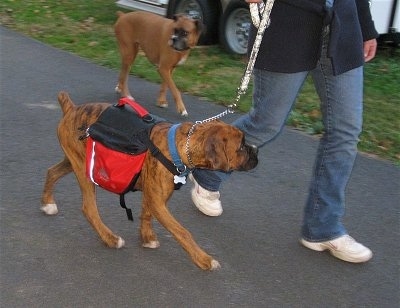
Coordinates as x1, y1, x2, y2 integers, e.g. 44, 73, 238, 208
85, 97, 164, 220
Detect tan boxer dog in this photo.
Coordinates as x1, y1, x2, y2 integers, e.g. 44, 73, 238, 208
41, 92, 258, 270
114, 11, 203, 117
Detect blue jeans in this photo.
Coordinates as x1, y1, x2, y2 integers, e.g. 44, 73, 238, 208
192, 32, 364, 242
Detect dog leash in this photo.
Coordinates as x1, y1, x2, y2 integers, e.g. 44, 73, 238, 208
229, 0, 275, 112
185, 1, 275, 164
231, 0, 275, 109
193, 1, 275, 124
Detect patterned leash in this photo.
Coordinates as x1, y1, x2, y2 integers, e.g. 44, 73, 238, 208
185, 1, 275, 167
201, 0, 275, 122
230, 0, 275, 112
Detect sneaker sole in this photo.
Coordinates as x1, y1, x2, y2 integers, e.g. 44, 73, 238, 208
300, 238, 373, 263
330, 249, 373, 263
300, 238, 326, 251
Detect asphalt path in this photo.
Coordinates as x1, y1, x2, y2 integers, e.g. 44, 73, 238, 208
1, 26, 399, 307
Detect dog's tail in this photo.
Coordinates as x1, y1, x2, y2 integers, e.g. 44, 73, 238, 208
57, 91, 75, 115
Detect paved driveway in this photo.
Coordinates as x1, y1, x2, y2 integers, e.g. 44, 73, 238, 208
1, 26, 399, 307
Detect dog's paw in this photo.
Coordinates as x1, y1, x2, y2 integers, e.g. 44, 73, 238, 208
180, 110, 188, 117
116, 237, 125, 248
210, 259, 221, 271
41, 203, 58, 215
142, 240, 160, 249
157, 103, 168, 108
114, 85, 121, 93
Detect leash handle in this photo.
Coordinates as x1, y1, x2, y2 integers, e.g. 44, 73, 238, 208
117, 97, 149, 117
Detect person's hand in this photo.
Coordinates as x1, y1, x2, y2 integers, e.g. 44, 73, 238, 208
364, 39, 377, 62
245, 0, 263, 3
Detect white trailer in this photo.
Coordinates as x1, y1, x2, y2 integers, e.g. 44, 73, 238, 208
116, 0, 399, 54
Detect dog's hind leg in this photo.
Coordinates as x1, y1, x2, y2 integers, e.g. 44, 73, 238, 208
115, 43, 139, 99
74, 169, 125, 249
157, 81, 169, 109
41, 157, 72, 215
61, 138, 126, 248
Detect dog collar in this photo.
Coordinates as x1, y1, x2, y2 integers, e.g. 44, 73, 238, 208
168, 124, 190, 184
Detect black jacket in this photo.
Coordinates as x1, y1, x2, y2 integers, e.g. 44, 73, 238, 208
248, 0, 378, 75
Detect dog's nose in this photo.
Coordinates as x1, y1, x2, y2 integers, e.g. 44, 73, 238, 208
249, 144, 258, 155
244, 144, 258, 170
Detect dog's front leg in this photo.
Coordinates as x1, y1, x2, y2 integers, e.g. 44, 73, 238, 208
142, 193, 220, 270
140, 204, 160, 249
157, 66, 188, 117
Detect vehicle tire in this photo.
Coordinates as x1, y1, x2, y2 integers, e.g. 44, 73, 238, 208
219, 0, 251, 54
167, 0, 220, 45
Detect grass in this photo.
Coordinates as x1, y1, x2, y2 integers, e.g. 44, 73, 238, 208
1, 0, 399, 163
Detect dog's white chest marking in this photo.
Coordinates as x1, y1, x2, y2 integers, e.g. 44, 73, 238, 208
177, 56, 187, 66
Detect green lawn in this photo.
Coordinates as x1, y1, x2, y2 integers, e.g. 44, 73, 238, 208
1, 0, 399, 163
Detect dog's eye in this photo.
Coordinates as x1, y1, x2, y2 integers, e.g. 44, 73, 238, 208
238, 137, 246, 151
175, 28, 188, 37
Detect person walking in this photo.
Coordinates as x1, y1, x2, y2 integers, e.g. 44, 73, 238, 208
189, 0, 378, 263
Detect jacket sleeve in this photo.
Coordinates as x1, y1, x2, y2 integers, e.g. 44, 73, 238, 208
355, 0, 379, 41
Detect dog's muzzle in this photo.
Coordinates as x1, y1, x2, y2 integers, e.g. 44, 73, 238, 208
240, 144, 258, 171
169, 35, 190, 51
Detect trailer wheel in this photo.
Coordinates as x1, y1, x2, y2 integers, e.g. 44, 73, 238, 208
219, 0, 251, 54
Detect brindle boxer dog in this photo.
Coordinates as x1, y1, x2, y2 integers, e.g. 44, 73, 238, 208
41, 92, 258, 270
114, 11, 203, 117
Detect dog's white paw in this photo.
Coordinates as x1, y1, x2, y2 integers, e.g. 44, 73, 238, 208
180, 110, 188, 117
210, 259, 221, 270
115, 85, 121, 93
142, 240, 160, 249
116, 237, 125, 248
158, 103, 168, 108
41, 203, 58, 215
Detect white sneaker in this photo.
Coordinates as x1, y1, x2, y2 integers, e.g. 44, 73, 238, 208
301, 235, 373, 263
189, 173, 223, 216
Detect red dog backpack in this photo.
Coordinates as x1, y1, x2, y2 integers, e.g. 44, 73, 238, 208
85, 98, 165, 220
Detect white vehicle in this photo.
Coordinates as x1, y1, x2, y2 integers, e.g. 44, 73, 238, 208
370, 0, 399, 47
116, 0, 399, 54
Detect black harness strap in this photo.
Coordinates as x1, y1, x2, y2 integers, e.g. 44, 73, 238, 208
119, 194, 134, 221
145, 137, 180, 176
118, 131, 186, 221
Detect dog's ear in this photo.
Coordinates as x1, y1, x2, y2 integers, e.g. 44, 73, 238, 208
204, 133, 230, 171
194, 19, 205, 34
205, 142, 228, 171
173, 13, 184, 21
